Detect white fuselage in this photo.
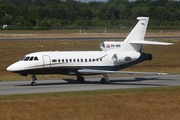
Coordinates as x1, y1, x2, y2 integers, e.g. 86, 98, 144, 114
7, 49, 148, 76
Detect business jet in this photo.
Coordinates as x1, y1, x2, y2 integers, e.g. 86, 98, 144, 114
7, 17, 173, 86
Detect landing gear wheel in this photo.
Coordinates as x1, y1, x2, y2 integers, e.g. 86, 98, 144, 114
101, 78, 108, 84
31, 74, 37, 86
77, 77, 85, 83
31, 82, 37, 86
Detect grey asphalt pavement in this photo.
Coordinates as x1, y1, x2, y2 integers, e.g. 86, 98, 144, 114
0, 75, 180, 95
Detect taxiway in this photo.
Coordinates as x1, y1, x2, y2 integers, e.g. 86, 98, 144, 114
0, 74, 180, 95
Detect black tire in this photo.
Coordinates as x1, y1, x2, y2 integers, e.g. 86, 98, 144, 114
77, 77, 85, 83
101, 78, 108, 84
31, 82, 37, 86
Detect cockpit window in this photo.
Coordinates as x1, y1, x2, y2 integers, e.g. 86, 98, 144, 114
24, 57, 30, 61
21, 56, 39, 61
29, 57, 34, 61
34, 57, 38, 61
21, 57, 25, 61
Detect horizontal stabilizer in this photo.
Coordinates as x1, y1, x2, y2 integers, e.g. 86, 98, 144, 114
78, 69, 167, 75
129, 40, 173, 45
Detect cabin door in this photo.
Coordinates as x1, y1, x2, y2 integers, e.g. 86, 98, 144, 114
42, 55, 51, 69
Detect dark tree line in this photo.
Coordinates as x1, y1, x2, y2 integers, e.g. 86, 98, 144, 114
1, 0, 180, 30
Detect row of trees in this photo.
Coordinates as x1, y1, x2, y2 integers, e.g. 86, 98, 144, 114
1, 0, 180, 30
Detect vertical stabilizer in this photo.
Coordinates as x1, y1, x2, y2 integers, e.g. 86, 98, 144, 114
124, 17, 149, 43
123, 17, 149, 51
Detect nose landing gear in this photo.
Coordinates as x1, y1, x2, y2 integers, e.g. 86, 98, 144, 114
31, 74, 37, 86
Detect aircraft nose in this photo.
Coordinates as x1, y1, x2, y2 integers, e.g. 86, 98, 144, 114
6, 62, 22, 72
6, 64, 16, 72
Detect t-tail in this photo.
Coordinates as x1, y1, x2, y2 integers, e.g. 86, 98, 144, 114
100, 17, 173, 52
123, 17, 173, 52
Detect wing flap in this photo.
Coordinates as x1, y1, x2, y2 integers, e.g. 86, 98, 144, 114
78, 69, 167, 75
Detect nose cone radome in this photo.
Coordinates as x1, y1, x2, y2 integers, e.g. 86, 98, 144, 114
6, 65, 11, 71
6, 62, 23, 72
7, 64, 17, 72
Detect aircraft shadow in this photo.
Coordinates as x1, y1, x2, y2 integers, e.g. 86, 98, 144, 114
108, 77, 172, 86
16, 82, 67, 86
110, 77, 162, 82
16, 76, 171, 87
16, 79, 78, 86
84, 77, 170, 87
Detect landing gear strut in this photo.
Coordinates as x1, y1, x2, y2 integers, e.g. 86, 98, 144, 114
101, 73, 109, 84
77, 76, 85, 83
31, 74, 37, 86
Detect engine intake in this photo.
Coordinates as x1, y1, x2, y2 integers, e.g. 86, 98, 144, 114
112, 51, 141, 63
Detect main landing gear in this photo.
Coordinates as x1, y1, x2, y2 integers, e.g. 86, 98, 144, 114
31, 74, 37, 86
101, 73, 109, 84
77, 76, 85, 83
77, 73, 110, 84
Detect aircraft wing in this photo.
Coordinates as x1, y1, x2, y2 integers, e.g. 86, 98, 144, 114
78, 69, 167, 75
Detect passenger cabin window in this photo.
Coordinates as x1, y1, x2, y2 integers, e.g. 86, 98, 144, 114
52, 59, 57, 62
55, 57, 103, 63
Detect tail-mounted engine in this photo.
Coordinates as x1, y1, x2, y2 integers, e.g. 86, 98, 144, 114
112, 52, 152, 63
112, 51, 141, 63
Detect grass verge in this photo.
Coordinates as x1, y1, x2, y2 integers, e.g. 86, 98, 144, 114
0, 86, 180, 120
